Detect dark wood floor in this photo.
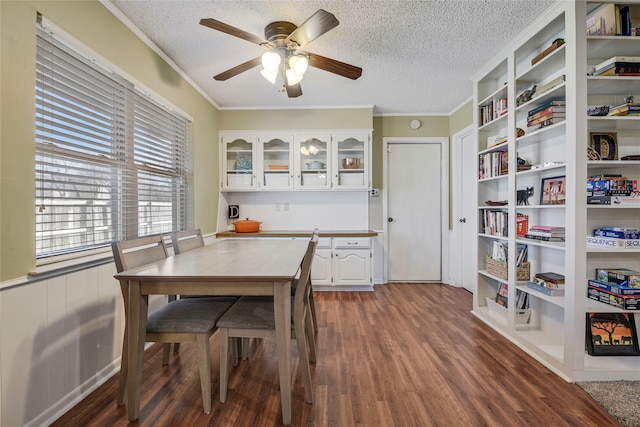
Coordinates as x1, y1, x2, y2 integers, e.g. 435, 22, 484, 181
51, 283, 621, 426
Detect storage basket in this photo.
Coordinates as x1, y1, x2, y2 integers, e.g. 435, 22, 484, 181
486, 256, 530, 281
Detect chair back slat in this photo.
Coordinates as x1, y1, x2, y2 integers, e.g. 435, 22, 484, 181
112, 235, 169, 273
294, 230, 319, 317
172, 228, 205, 254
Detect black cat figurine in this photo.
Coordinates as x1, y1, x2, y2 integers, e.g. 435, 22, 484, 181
517, 187, 534, 205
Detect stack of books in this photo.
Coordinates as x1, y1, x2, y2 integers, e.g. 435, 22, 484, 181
587, 227, 640, 250
588, 268, 640, 310
526, 99, 566, 130
587, 175, 638, 204
594, 227, 640, 240
526, 272, 565, 296
593, 56, 640, 76
487, 134, 507, 148
608, 102, 640, 116
525, 225, 565, 242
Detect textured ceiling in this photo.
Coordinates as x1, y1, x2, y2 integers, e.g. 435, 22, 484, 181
106, 0, 557, 115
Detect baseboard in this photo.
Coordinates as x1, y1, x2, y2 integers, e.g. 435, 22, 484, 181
314, 285, 374, 292
25, 343, 153, 427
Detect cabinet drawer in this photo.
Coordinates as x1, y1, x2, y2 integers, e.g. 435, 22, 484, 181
333, 237, 370, 249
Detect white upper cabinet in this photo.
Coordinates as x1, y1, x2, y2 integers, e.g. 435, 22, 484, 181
221, 130, 371, 192
333, 132, 371, 190
294, 134, 332, 190
259, 134, 294, 190
221, 134, 257, 190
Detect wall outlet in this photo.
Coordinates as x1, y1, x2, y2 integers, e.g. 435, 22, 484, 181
370, 188, 380, 197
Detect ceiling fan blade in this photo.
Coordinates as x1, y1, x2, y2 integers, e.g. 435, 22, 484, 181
214, 57, 262, 81
286, 82, 303, 98
285, 9, 339, 49
307, 53, 362, 80
200, 18, 273, 48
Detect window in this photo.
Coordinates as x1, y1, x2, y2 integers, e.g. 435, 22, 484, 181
35, 17, 193, 261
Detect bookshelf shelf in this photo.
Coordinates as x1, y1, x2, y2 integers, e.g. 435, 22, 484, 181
517, 284, 566, 308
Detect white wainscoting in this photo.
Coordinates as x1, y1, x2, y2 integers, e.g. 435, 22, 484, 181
0, 261, 168, 427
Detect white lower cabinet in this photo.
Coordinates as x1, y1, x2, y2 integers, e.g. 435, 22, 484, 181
311, 237, 373, 290
311, 238, 332, 285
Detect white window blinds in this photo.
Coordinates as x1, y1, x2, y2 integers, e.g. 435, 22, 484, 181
35, 18, 193, 260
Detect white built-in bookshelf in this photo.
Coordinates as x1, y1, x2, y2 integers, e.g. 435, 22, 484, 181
473, 1, 640, 382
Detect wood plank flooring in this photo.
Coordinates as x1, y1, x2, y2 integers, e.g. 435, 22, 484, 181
51, 283, 621, 426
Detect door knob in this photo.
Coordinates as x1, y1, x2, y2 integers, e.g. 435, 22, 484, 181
459, 218, 466, 223
388, 217, 394, 222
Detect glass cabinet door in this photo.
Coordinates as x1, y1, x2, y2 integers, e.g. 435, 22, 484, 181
259, 134, 293, 190
334, 133, 369, 189
221, 134, 256, 190
295, 135, 331, 189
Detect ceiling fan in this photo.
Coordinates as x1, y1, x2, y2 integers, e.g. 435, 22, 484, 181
199, 9, 362, 98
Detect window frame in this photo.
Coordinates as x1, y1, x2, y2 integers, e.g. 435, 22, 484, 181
34, 15, 194, 266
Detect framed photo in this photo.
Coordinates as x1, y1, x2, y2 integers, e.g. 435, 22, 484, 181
586, 313, 640, 356
590, 132, 618, 160
540, 175, 566, 205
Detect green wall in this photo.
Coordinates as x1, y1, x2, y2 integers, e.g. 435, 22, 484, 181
219, 108, 373, 130
0, 0, 219, 281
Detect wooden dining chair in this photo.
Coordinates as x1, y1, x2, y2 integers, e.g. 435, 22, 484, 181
171, 228, 244, 361
216, 232, 319, 404
301, 229, 319, 332
171, 228, 205, 254
112, 235, 237, 414
237, 229, 320, 362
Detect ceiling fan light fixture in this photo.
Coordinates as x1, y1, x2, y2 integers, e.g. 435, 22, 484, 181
285, 68, 304, 85
288, 54, 309, 76
260, 68, 278, 84
261, 51, 281, 72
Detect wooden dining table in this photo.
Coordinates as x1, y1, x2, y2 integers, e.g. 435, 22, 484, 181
114, 238, 309, 425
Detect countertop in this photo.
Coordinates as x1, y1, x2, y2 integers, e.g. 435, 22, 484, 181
215, 229, 378, 238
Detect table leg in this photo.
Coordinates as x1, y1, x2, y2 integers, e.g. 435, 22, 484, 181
273, 280, 292, 425
127, 281, 148, 421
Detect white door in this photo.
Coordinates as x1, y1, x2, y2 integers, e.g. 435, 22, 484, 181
386, 140, 443, 282
452, 126, 477, 293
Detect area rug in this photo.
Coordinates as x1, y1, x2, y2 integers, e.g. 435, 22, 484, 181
578, 381, 640, 427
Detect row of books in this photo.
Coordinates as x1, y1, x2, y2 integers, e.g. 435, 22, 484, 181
479, 97, 508, 126
495, 282, 529, 309
478, 150, 508, 179
588, 268, 640, 310
526, 271, 565, 296
587, 177, 638, 192
586, 3, 636, 36
483, 210, 508, 237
